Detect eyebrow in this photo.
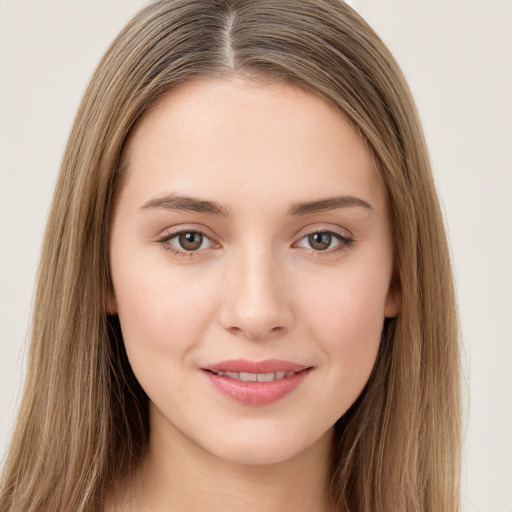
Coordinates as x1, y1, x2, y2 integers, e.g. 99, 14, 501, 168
140, 193, 231, 216
139, 193, 373, 216
287, 195, 374, 215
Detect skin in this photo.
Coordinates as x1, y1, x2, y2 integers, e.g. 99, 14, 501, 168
107, 76, 400, 511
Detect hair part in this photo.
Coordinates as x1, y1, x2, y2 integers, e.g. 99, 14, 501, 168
0, 1, 460, 511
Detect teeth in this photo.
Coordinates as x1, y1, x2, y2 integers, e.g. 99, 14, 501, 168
239, 372, 257, 382
256, 372, 275, 382
213, 370, 297, 382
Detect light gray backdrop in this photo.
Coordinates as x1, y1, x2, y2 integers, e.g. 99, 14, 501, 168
1, 2, 511, 511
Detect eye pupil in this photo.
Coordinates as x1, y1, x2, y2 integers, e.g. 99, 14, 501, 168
309, 232, 332, 250
179, 232, 203, 250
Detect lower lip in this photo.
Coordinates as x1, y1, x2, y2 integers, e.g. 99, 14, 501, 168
202, 369, 311, 406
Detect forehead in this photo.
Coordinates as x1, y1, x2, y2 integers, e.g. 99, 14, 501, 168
119, 76, 386, 214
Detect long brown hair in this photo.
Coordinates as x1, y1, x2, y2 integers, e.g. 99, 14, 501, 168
0, 1, 460, 510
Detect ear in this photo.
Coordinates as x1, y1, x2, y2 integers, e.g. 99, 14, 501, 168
384, 278, 401, 318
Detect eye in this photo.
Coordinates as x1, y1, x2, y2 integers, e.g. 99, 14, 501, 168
295, 231, 352, 252
159, 230, 216, 255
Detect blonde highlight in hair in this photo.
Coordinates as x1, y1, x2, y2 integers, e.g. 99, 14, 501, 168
0, 1, 460, 511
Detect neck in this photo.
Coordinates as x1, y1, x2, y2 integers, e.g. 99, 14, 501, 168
107, 414, 336, 512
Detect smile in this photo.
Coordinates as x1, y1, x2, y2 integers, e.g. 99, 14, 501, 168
202, 359, 312, 406
210, 370, 297, 382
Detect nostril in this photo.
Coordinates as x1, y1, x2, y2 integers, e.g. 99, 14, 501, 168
226, 324, 284, 340
217, 283, 294, 340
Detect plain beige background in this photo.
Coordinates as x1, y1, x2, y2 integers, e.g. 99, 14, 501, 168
1, 2, 511, 511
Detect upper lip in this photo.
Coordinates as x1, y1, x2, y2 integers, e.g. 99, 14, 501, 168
204, 359, 310, 374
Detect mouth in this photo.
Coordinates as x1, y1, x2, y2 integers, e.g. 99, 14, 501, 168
207, 369, 299, 382
201, 359, 313, 406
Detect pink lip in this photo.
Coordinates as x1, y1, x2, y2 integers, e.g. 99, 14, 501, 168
202, 359, 312, 406
205, 358, 308, 374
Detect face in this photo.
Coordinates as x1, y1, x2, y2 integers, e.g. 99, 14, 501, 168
109, 77, 400, 466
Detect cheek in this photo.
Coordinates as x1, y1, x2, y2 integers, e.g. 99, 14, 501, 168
111, 257, 219, 373
302, 268, 388, 393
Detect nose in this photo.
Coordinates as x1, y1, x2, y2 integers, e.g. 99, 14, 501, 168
218, 245, 294, 340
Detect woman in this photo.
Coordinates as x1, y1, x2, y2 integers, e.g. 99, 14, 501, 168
0, 1, 461, 511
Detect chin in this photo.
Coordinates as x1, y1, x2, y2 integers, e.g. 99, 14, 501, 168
202, 425, 333, 467
218, 445, 297, 466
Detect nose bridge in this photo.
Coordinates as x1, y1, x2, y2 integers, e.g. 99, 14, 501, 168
219, 240, 292, 340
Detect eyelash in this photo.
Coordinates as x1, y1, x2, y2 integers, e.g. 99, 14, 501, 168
157, 228, 354, 259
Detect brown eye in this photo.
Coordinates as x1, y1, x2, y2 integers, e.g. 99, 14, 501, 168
295, 230, 352, 254
178, 232, 204, 251
160, 229, 215, 256
308, 232, 333, 251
